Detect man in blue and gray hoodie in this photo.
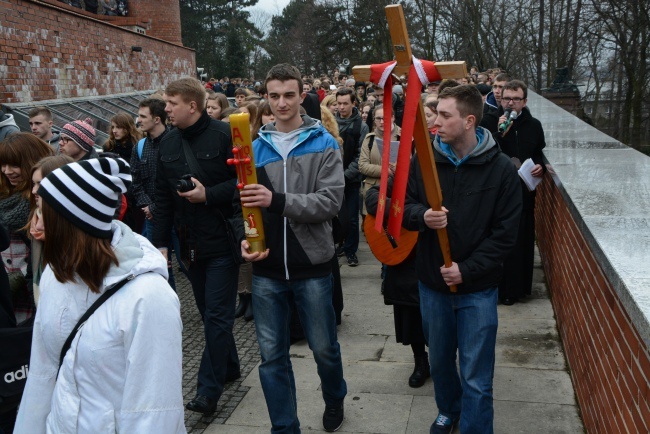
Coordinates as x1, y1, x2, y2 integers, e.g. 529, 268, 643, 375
403, 85, 522, 434
239, 63, 347, 433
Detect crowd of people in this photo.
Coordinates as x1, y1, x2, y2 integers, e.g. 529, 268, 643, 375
0, 62, 546, 434
56, 0, 128, 16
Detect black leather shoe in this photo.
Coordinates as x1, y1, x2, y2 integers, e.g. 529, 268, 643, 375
185, 395, 218, 414
409, 353, 430, 388
225, 370, 241, 382
244, 298, 254, 321
234, 293, 249, 318
501, 297, 517, 306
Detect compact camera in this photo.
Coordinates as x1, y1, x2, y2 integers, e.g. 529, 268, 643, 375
176, 174, 196, 192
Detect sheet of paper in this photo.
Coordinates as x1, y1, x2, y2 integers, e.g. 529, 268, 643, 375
518, 158, 543, 191
375, 138, 401, 165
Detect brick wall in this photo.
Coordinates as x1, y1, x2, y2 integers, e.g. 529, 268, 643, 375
0, 0, 194, 103
129, 0, 183, 45
536, 176, 650, 433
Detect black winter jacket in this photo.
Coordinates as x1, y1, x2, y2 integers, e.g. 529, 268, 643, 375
493, 107, 546, 210
403, 128, 522, 294
152, 112, 237, 259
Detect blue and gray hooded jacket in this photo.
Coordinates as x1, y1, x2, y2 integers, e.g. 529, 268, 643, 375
243, 115, 344, 281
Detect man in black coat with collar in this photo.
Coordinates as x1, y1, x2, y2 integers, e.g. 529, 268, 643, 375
153, 77, 240, 415
493, 79, 546, 305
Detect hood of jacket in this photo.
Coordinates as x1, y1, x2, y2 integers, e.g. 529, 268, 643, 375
0, 113, 18, 129
48, 128, 61, 143
433, 126, 498, 167
485, 91, 497, 109
104, 220, 168, 286
257, 115, 324, 161
0, 113, 17, 128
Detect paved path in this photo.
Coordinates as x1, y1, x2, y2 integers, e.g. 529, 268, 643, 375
180, 236, 584, 433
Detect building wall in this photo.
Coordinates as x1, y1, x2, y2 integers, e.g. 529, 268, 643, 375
0, 0, 195, 103
129, 0, 183, 44
536, 177, 650, 433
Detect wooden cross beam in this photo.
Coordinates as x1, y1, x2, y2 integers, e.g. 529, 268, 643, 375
352, 4, 467, 291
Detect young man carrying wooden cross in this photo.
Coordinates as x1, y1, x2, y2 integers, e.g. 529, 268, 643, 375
403, 85, 522, 433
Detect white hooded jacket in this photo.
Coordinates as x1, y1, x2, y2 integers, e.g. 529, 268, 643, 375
14, 221, 186, 433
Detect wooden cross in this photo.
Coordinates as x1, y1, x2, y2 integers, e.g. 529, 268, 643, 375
352, 4, 467, 291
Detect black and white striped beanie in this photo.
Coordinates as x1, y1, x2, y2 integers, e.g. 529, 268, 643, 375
38, 157, 132, 239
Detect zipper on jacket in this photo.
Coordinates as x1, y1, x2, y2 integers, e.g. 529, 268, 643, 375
283, 160, 289, 280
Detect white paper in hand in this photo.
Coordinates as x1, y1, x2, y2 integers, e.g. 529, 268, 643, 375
375, 138, 401, 165
518, 158, 543, 191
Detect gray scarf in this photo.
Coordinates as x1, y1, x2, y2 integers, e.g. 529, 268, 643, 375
0, 192, 30, 234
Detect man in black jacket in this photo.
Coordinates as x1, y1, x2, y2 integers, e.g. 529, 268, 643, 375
494, 80, 546, 305
153, 77, 240, 415
403, 85, 521, 434
335, 87, 369, 267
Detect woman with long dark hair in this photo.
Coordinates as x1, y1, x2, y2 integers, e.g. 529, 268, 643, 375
103, 112, 142, 161
0, 133, 53, 322
104, 112, 144, 232
14, 157, 185, 433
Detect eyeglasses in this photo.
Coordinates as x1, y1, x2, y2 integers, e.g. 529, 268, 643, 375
502, 97, 524, 103
375, 117, 385, 121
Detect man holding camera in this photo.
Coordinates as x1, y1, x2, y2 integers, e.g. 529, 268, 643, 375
153, 77, 240, 415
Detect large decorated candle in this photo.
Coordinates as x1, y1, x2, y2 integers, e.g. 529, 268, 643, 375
227, 113, 266, 253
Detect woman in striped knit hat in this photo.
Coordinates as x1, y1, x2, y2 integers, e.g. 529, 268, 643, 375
14, 157, 186, 433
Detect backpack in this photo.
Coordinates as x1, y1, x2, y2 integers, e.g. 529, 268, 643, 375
137, 138, 146, 159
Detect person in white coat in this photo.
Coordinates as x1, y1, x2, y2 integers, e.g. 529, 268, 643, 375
14, 157, 186, 434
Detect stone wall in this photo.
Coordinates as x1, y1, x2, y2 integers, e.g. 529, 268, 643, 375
530, 92, 650, 433
0, 0, 195, 103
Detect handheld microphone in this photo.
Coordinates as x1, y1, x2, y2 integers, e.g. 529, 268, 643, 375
498, 109, 517, 134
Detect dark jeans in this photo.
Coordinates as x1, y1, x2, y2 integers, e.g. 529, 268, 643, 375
252, 274, 346, 433
419, 283, 498, 434
342, 184, 360, 256
185, 255, 240, 399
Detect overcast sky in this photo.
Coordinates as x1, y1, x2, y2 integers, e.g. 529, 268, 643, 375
246, 0, 291, 16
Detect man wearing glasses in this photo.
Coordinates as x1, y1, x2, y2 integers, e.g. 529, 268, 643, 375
494, 79, 546, 306
58, 119, 100, 161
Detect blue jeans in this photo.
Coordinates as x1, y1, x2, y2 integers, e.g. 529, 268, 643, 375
185, 255, 240, 399
252, 274, 347, 433
141, 219, 182, 290
419, 283, 498, 434
343, 184, 360, 256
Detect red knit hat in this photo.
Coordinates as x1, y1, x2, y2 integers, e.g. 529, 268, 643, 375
61, 118, 96, 152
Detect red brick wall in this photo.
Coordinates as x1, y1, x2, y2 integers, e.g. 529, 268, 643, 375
0, 0, 194, 103
536, 176, 650, 433
129, 0, 183, 45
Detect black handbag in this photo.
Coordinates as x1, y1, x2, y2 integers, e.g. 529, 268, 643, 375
181, 140, 244, 264
0, 318, 33, 413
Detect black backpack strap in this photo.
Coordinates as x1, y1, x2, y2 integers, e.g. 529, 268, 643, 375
368, 135, 375, 153
58, 274, 135, 370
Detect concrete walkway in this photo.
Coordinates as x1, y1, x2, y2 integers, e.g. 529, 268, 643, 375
198, 236, 584, 433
